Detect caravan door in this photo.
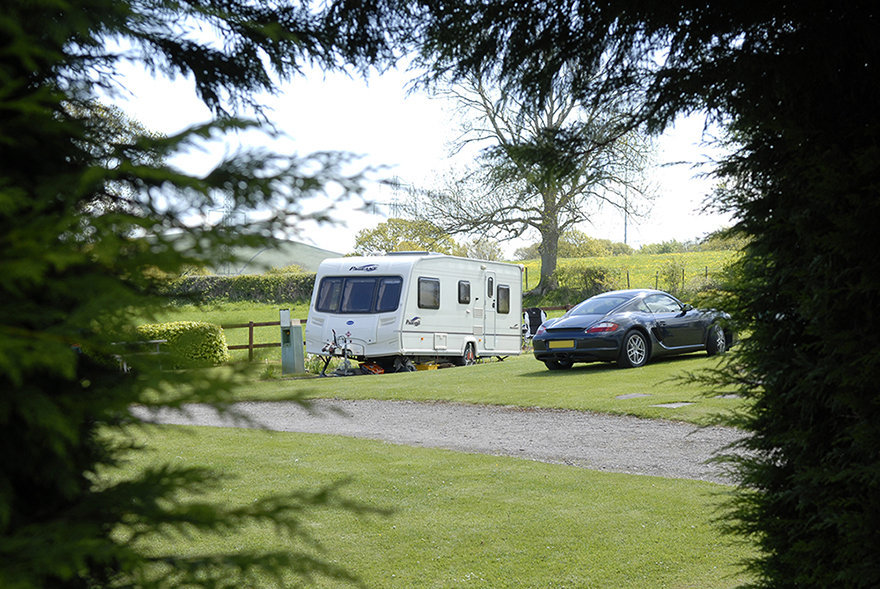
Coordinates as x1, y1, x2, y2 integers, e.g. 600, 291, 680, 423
483, 271, 497, 350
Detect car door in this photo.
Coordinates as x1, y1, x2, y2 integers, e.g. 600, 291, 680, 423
644, 293, 704, 349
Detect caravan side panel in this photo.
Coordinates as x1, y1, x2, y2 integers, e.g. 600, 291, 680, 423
399, 257, 523, 358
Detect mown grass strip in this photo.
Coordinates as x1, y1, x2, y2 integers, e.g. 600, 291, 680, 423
243, 353, 743, 426
120, 425, 753, 588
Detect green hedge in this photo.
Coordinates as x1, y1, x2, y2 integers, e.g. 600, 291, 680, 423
528, 257, 735, 306
546, 263, 622, 304
163, 273, 315, 304
136, 321, 230, 368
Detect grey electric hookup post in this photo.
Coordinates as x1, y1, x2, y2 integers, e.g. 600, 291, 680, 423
279, 308, 304, 375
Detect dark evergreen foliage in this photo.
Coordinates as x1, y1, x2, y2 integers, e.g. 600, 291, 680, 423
407, 0, 880, 586
0, 0, 393, 586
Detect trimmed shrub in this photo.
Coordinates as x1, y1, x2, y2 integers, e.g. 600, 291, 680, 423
163, 272, 316, 304
136, 321, 230, 368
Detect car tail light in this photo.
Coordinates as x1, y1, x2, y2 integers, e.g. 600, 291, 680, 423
535, 324, 546, 336
586, 321, 619, 333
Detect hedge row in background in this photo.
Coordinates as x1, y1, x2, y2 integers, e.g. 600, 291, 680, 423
163, 273, 316, 304
544, 264, 620, 305
542, 255, 733, 305
522, 251, 737, 293
136, 321, 230, 368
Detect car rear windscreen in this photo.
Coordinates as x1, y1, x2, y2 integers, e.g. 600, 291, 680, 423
569, 296, 630, 316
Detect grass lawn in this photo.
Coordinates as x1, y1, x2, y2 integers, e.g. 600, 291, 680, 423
241, 353, 741, 426
123, 425, 753, 588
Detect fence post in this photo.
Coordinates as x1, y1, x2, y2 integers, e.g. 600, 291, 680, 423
627, 270, 630, 289
248, 321, 254, 362
655, 271, 659, 290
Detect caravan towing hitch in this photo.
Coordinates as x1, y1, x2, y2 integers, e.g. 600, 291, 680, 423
319, 330, 361, 377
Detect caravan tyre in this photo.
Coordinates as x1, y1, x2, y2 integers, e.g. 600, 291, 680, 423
392, 357, 416, 372
463, 343, 476, 366
451, 343, 477, 367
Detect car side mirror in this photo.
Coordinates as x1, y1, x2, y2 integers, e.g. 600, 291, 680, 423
682, 303, 694, 313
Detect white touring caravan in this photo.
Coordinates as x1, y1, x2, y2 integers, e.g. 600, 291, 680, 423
305, 253, 523, 372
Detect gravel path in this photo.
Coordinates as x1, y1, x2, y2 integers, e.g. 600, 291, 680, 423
134, 400, 744, 484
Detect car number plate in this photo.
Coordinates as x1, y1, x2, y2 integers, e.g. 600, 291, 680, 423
548, 340, 575, 349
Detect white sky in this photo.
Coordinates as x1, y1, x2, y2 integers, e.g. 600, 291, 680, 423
108, 61, 732, 257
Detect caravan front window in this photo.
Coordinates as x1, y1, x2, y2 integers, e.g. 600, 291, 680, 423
315, 276, 402, 314
315, 278, 343, 312
376, 277, 403, 312
341, 278, 375, 313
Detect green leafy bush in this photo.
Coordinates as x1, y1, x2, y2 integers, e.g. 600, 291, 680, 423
163, 273, 316, 304
136, 321, 230, 367
266, 264, 305, 274
548, 263, 621, 304
658, 258, 687, 297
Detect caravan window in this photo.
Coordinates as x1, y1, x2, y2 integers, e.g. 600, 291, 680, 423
341, 278, 376, 313
376, 277, 403, 312
315, 278, 343, 312
315, 276, 402, 314
458, 281, 471, 304
497, 285, 511, 314
418, 277, 440, 309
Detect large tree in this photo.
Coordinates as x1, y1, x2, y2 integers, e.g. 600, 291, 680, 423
0, 0, 394, 586
408, 1, 880, 585
352, 217, 463, 255
514, 230, 633, 260
410, 71, 652, 293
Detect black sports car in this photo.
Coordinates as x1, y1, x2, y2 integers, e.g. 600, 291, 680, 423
532, 289, 733, 369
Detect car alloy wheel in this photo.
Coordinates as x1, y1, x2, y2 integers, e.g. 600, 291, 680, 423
707, 324, 727, 356
619, 331, 648, 368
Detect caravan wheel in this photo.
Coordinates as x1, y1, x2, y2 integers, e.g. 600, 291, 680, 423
462, 343, 476, 366
451, 343, 476, 367
392, 357, 416, 372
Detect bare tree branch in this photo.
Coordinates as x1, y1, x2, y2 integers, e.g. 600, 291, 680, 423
405, 67, 655, 293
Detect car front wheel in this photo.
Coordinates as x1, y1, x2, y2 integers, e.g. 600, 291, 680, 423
706, 324, 727, 356
618, 331, 649, 368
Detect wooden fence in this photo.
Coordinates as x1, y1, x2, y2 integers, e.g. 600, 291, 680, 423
222, 320, 303, 361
